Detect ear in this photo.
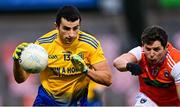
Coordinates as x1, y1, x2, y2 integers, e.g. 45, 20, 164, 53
165, 44, 168, 50
141, 41, 144, 46
54, 22, 58, 30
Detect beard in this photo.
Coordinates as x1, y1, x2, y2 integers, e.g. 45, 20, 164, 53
64, 37, 75, 44
148, 59, 157, 65
148, 56, 165, 66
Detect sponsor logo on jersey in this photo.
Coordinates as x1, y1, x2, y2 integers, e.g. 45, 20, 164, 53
140, 98, 147, 104
50, 67, 81, 77
49, 51, 86, 77
48, 55, 58, 59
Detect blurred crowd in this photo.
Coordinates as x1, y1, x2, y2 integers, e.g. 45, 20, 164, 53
0, 0, 180, 106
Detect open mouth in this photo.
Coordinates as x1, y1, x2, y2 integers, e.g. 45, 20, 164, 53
149, 59, 156, 64
65, 38, 73, 43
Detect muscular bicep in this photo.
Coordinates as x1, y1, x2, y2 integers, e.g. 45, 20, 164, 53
114, 53, 138, 63
113, 53, 138, 71
92, 61, 111, 72
88, 61, 112, 86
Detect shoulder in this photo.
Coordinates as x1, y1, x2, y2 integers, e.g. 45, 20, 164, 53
128, 46, 143, 61
167, 43, 180, 63
168, 43, 180, 83
78, 31, 100, 49
36, 29, 58, 44
34, 30, 58, 53
171, 62, 180, 84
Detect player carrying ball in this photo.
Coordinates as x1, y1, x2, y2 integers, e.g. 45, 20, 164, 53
12, 6, 112, 106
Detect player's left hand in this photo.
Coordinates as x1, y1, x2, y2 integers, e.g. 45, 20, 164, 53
71, 54, 89, 74
126, 62, 142, 76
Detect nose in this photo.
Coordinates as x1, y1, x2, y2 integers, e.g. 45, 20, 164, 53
150, 50, 155, 58
68, 29, 75, 37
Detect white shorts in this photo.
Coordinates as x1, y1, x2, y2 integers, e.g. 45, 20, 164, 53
135, 92, 157, 107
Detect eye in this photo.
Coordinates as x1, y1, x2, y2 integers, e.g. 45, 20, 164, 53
153, 48, 160, 52
63, 26, 71, 31
73, 26, 79, 31
145, 47, 151, 51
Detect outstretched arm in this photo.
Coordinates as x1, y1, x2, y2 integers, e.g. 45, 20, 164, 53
13, 60, 30, 83
13, 42, 30, 83
113, 53, 137, 71
113, 53, 142, 76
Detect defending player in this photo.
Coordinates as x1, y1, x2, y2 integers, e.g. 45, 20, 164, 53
113, 25, 180, 106
12, 6, 112, 106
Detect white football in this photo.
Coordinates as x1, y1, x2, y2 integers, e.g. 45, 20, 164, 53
19, 44, 48, 73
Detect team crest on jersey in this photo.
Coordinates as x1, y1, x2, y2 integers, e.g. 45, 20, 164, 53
164, 70, 170, 78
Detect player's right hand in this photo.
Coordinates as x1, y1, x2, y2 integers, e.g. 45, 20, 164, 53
71, 54, 89, 74
126, 62, 142, 76
12, 42, 30, 61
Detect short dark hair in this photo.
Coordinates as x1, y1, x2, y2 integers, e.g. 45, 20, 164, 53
141, 25, 168, 48
56, 6, 81, 26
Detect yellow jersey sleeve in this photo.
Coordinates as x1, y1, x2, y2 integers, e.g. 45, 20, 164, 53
89, 41, 106, 64
35, 30, 57, 43
78, 31, 106, 65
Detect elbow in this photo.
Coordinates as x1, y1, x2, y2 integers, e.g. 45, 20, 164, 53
113, 57, 123, 69
106, 80, 112, 86
113, 59, 126, 71
15, 80, 24, 84
113, 59, 121, 70
15, 79, 25, 84
14, 77, 26, 84
105, 75, 112, 86
113, 59, 118, 68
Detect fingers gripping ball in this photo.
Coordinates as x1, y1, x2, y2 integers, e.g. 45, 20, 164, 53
13, 42, 29, 60
71, 54, 89, 73
19, 44, 48, 73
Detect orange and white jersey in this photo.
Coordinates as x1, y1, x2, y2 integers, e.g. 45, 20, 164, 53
129, 43, 180, 106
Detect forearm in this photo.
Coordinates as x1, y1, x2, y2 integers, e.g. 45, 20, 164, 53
113, 54, 130, 71
113, 53, 137, 71
13, 60, 30, 83
113, 59, 128, 71
86, 69, 112, 86
70, 55, 112, 86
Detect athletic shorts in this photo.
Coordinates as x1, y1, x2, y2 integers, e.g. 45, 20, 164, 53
135, 92, 157, 106
33, 85, 88, 106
